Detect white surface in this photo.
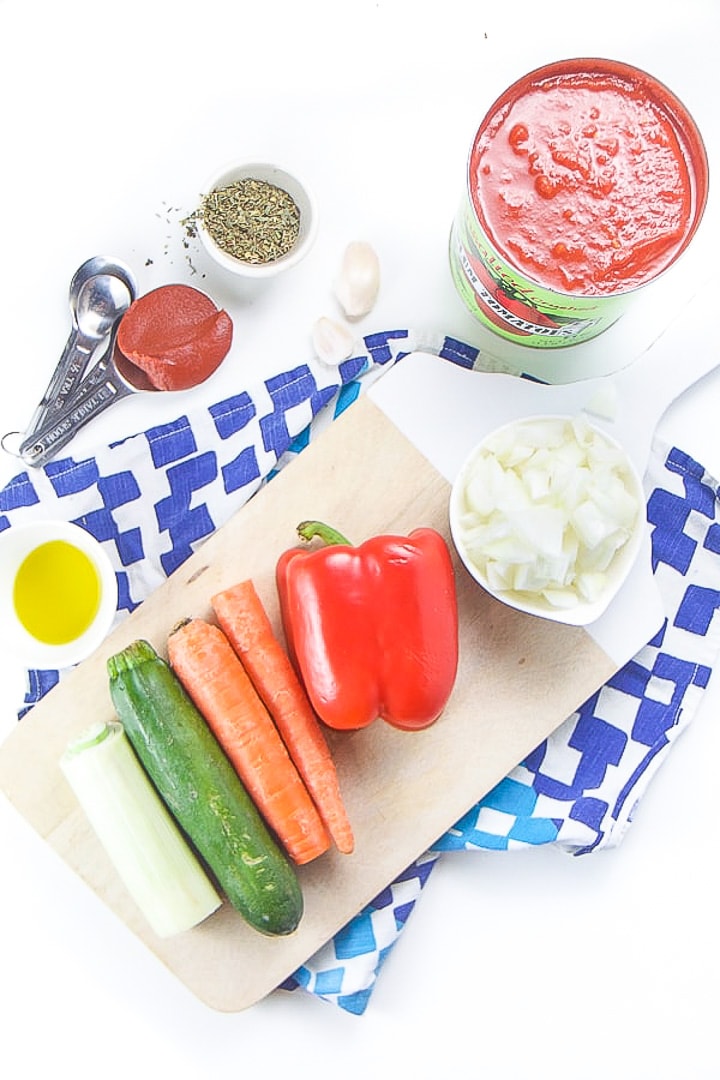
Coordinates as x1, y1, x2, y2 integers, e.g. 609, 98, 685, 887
1, 2, 719, 1077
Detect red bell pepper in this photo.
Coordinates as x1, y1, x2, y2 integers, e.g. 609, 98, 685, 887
276, 521, 459, 732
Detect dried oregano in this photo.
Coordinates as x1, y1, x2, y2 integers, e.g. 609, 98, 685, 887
198, 178, 300, 264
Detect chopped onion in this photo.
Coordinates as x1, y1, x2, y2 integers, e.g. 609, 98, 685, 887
453, 416, 641, 610
61, 720, 222, 937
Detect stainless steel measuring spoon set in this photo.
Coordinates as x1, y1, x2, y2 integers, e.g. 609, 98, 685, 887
2, 255, 141, 468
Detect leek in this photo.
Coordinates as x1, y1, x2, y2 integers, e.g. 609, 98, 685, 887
60, 719, 222, 937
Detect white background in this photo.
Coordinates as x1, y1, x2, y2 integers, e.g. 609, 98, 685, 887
0, 1, 719, 1077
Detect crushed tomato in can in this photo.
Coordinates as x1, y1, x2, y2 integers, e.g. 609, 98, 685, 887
449, 58, 709, 349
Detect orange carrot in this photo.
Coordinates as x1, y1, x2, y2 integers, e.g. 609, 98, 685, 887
167, 618, 330, 866
212, 580, 355, 855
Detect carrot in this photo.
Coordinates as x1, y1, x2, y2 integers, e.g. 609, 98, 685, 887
212, 580, 355, 855
167, 618, 330, 866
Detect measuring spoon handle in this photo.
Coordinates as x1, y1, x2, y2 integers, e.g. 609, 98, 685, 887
18, 344, 132, 469
23, 328, 97, 438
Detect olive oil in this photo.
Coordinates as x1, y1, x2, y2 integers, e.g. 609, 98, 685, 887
13, 539, 101, 645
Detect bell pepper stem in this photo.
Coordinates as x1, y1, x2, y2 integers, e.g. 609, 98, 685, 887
297, 520, 352, 547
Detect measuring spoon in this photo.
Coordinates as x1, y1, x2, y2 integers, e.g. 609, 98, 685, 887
17, 308, 228, 468
23, 256, 137, 438
69, 256, 136, 310
17, 319, 152, 467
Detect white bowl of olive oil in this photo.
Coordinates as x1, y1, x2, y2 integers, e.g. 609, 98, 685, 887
0, 520, 117, 669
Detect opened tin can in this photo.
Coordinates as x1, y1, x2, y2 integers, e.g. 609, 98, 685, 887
450, 58, 709, 348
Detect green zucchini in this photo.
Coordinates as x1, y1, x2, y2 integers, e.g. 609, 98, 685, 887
107, 639, 303, 937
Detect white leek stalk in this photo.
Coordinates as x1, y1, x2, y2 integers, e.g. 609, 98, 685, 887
61, 720, 221, 937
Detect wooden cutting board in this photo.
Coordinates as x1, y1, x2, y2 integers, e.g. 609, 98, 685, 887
0, 380, 641, 1012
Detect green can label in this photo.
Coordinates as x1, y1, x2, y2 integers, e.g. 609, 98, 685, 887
449, 206, 630, 349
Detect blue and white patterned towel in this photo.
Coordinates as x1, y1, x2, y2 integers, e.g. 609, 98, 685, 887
2, 329, 719, 1016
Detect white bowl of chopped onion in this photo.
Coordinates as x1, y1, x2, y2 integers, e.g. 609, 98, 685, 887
449, 414, 646, 626
195, 161, 318, 280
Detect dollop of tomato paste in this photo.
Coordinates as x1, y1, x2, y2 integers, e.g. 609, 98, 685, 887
471, 68, 696, 295
117, 284, 233, 391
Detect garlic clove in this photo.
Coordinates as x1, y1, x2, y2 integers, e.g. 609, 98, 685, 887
312, 316, 355, 366
333, 241, 380, 320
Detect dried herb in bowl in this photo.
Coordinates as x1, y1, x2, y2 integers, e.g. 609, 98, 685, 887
199, 177, 300, 264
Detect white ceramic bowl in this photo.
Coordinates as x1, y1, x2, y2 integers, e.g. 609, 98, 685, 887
196, 161, 318, 280
0, 520, 118, 668
449, 414, 646, 627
